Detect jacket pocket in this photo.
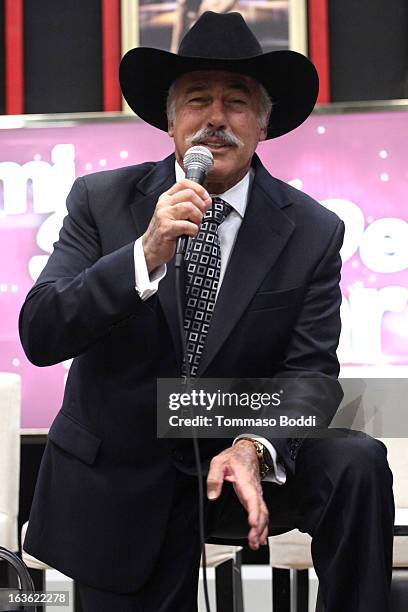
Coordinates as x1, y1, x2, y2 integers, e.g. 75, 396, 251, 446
48, 411, 102, 465
248, 286, 304, 312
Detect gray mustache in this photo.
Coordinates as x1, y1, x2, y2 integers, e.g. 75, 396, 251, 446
187, 127, 243, 147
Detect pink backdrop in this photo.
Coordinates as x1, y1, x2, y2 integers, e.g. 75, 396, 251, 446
0, 113, 407, 427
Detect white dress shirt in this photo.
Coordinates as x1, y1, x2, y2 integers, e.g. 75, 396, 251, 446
133, 161, 286, 484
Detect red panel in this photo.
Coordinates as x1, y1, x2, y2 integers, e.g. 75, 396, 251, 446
308, 0, 330, 104
5, 0, 24, 114
101, 0, 121, 111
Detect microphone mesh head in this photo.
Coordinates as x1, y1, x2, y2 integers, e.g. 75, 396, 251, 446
183, 146, 214, 174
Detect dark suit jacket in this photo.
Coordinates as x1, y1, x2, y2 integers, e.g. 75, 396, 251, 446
19, 152, 344, 592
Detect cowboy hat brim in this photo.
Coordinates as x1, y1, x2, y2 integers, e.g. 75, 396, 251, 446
119, 47, 319, 140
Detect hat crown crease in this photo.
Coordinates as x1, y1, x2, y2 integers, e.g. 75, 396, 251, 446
178, 11, 262, 60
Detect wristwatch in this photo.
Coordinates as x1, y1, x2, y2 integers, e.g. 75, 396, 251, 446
239, 437, 272, 479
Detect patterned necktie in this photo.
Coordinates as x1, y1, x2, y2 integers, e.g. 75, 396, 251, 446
183, 197, 232, 377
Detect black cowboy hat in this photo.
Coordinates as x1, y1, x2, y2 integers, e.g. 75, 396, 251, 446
119, 11, 318, 139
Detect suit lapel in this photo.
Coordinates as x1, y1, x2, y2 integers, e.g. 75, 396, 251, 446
197, 156, 296, 376
129, 154, 176, 236
129, 154, 184, 366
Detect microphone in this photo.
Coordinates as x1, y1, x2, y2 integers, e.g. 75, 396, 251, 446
175, 146, 214, 261
173, 146, 214, 612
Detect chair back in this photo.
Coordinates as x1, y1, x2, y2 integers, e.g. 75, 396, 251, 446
0, 546, 35, 611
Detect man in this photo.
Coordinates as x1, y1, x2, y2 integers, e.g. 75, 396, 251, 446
19, 11, 394, 612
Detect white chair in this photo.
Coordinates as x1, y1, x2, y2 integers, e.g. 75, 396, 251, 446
0, 372, 21, 553
203, 543, 243, 612
268, 437, 408, 611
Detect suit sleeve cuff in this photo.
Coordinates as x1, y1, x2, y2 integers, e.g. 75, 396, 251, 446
134, 237, 166, 301
233, 434, 287, 485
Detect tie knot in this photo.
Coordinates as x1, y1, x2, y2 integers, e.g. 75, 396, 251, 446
205, 197, 232, 225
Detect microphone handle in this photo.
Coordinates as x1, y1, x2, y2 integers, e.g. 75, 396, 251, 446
185, 166, 207, 184
175, 165, 208, 261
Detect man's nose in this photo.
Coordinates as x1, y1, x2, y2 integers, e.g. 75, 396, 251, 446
207, 100, 227, 130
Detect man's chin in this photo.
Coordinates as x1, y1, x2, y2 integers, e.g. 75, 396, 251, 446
204, 162, 245, 191
207, 162, 232, 180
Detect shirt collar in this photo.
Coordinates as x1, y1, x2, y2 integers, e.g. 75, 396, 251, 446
175, 160, 251, 218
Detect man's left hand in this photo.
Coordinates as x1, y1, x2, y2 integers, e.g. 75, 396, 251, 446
206, 440, 269, 550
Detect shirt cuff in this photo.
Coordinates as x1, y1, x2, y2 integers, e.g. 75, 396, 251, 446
134, 237, 166, 301
233, 434, 287, 485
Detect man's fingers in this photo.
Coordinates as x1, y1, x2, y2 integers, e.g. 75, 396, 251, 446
167, 180, 212, 207
168, 187, 211, 212
171, 202, 203, 225
248, 512, 269, 549
255, 502, 269, 529
259, 524, 269, 546
246, 494, 260, 527
235, 479, 259, 515
206, 476, 224, 500
207, 458, 228, 500
236, 481, 269, 548
235, 481, 263, 536
170, 220, 200, 238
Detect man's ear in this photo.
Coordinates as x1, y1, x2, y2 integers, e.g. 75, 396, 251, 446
168, 120, 174, 138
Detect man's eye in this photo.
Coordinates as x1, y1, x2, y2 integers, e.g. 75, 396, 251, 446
230, 99, 246, 105
189, 97, 205, 103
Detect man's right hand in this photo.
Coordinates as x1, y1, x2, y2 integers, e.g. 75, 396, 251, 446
142, 179, 212, 273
